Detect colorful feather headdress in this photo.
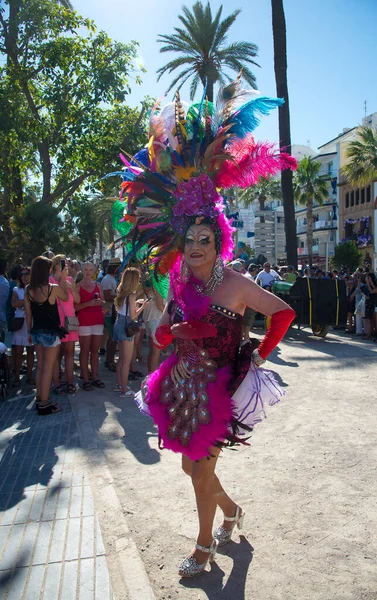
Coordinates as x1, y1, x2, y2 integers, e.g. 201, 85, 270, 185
109, 74, 297, 274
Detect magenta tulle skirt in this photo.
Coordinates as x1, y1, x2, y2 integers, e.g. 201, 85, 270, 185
135, 356, 285, 461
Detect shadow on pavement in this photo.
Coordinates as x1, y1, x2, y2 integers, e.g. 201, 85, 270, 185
0, 396, 77, 512
180, 536, 254, 600
112, 396, 161, 465
284, 327, 377, 361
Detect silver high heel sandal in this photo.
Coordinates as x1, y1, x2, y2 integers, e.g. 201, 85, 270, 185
213, 506, 245, 546
178, 539, 219, 578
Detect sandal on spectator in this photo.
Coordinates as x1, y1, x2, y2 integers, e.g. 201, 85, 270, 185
130, 370, 143, 377
66, 384, 76, 394
83, 382, 93, 391
37, 402, 62, 415
92, 379, 105, 388
52, 384, 66, 395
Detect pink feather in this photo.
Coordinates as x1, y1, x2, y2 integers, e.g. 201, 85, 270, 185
213, 134, 297, 189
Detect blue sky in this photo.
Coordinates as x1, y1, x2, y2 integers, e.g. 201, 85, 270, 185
74, 0, 377, 151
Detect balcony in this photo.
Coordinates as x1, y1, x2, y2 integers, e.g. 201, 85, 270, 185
296, 220, 337, 235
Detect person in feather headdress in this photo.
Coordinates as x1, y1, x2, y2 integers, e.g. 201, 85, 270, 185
109, 75, 296, 577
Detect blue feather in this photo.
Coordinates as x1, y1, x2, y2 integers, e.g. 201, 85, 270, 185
227, 97, 284, 137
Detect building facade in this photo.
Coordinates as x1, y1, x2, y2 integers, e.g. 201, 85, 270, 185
337, 113, 377, 268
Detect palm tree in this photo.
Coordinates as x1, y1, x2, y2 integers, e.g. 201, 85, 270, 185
343, 127, 377, 186
294, 157, 329, 266
271, 0, 297, 267
56, 0, 74, 8
157, 1, 259, 102
240, 176, 282, 223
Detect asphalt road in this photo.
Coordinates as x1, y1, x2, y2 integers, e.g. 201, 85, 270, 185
79, 327, 377, 600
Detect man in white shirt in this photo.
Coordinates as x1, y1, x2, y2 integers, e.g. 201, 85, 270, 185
255, 262, 280, 290
101, 258, 120, 370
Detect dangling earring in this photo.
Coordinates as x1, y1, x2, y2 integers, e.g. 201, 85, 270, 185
180, 259, 190, 283
205, 255, 224, 295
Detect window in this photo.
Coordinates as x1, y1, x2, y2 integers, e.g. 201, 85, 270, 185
345, 192, 350, 208
356, 190, 359, 205
361, 188, 365, 204
328, 161, 333, 174
366, 186, 371, 202
350, 191, 354, 207
345, 223, 353, 238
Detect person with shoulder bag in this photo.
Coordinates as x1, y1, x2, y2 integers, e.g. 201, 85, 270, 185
24, 256, 69, 415
113, 268, 147, 398
11, 267, 35, 386
50, 255, 80, 395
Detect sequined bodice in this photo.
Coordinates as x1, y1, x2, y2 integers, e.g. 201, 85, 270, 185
172, 303, 243, 370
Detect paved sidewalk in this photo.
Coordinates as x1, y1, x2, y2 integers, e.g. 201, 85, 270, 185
0, 390, 114, 599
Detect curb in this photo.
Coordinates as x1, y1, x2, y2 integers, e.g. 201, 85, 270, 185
71, 399, 156, 600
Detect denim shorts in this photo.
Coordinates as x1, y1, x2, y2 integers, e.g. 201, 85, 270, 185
113, 315, 134, 342
31, 331, 61, 347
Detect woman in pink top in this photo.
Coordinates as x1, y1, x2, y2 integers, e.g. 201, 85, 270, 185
50, 255, 80, 394
74, 262, 105, 391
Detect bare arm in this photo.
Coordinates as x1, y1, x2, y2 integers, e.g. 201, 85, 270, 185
52, 269, 69, 303
158, 288, 173, 327
69, 280, 80, 304
24, 287, 32, 334
11, 289, 24, 309
239, 275, 291, 316
153, 288, 165, 313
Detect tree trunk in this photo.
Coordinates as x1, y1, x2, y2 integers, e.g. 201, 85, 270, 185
206, 79, 214, 103
306, 197, 314, 266
271, 0, 298, 267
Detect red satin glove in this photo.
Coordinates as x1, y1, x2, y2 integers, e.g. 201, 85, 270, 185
257, 308, 296, 360
153, 324, 174, 349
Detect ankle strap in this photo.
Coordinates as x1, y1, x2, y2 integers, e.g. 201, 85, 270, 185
224, 506, 241, 522
195, 540, 216, 553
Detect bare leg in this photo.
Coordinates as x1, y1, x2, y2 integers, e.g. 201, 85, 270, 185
35, 344, 43, 398
13, 345, 23, 383
130, 331, 141, 371
188, 447, 238, 564
39, 346, 60, 404
79, 335, 91, 383
63, 341, 75, 385
117, 339, 134, 392
147, 336, 160, 373
182, 455, 237, 525
90, 335, 102, 380
26, 346, 34, 379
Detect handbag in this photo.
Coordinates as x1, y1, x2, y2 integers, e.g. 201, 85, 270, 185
125, 297, 141, 337
8, 317, 24, 332
60, 302, 79, 332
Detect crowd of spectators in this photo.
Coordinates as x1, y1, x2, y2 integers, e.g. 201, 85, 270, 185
0, 252, 376, 414
227, 258, 377, 341
0, 252, 164, 414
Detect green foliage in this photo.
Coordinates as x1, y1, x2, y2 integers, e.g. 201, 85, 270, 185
293, 157, 329, 206
293, 156, 329, 264
9, 203, 65, 263
342, 127, 377, 186
0, 0, 149, 258
239, 176, 282, 209
332, 241, 363, 272
157, 1, 259, 101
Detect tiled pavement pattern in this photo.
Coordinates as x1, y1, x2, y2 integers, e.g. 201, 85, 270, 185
0, 392, 115, 599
